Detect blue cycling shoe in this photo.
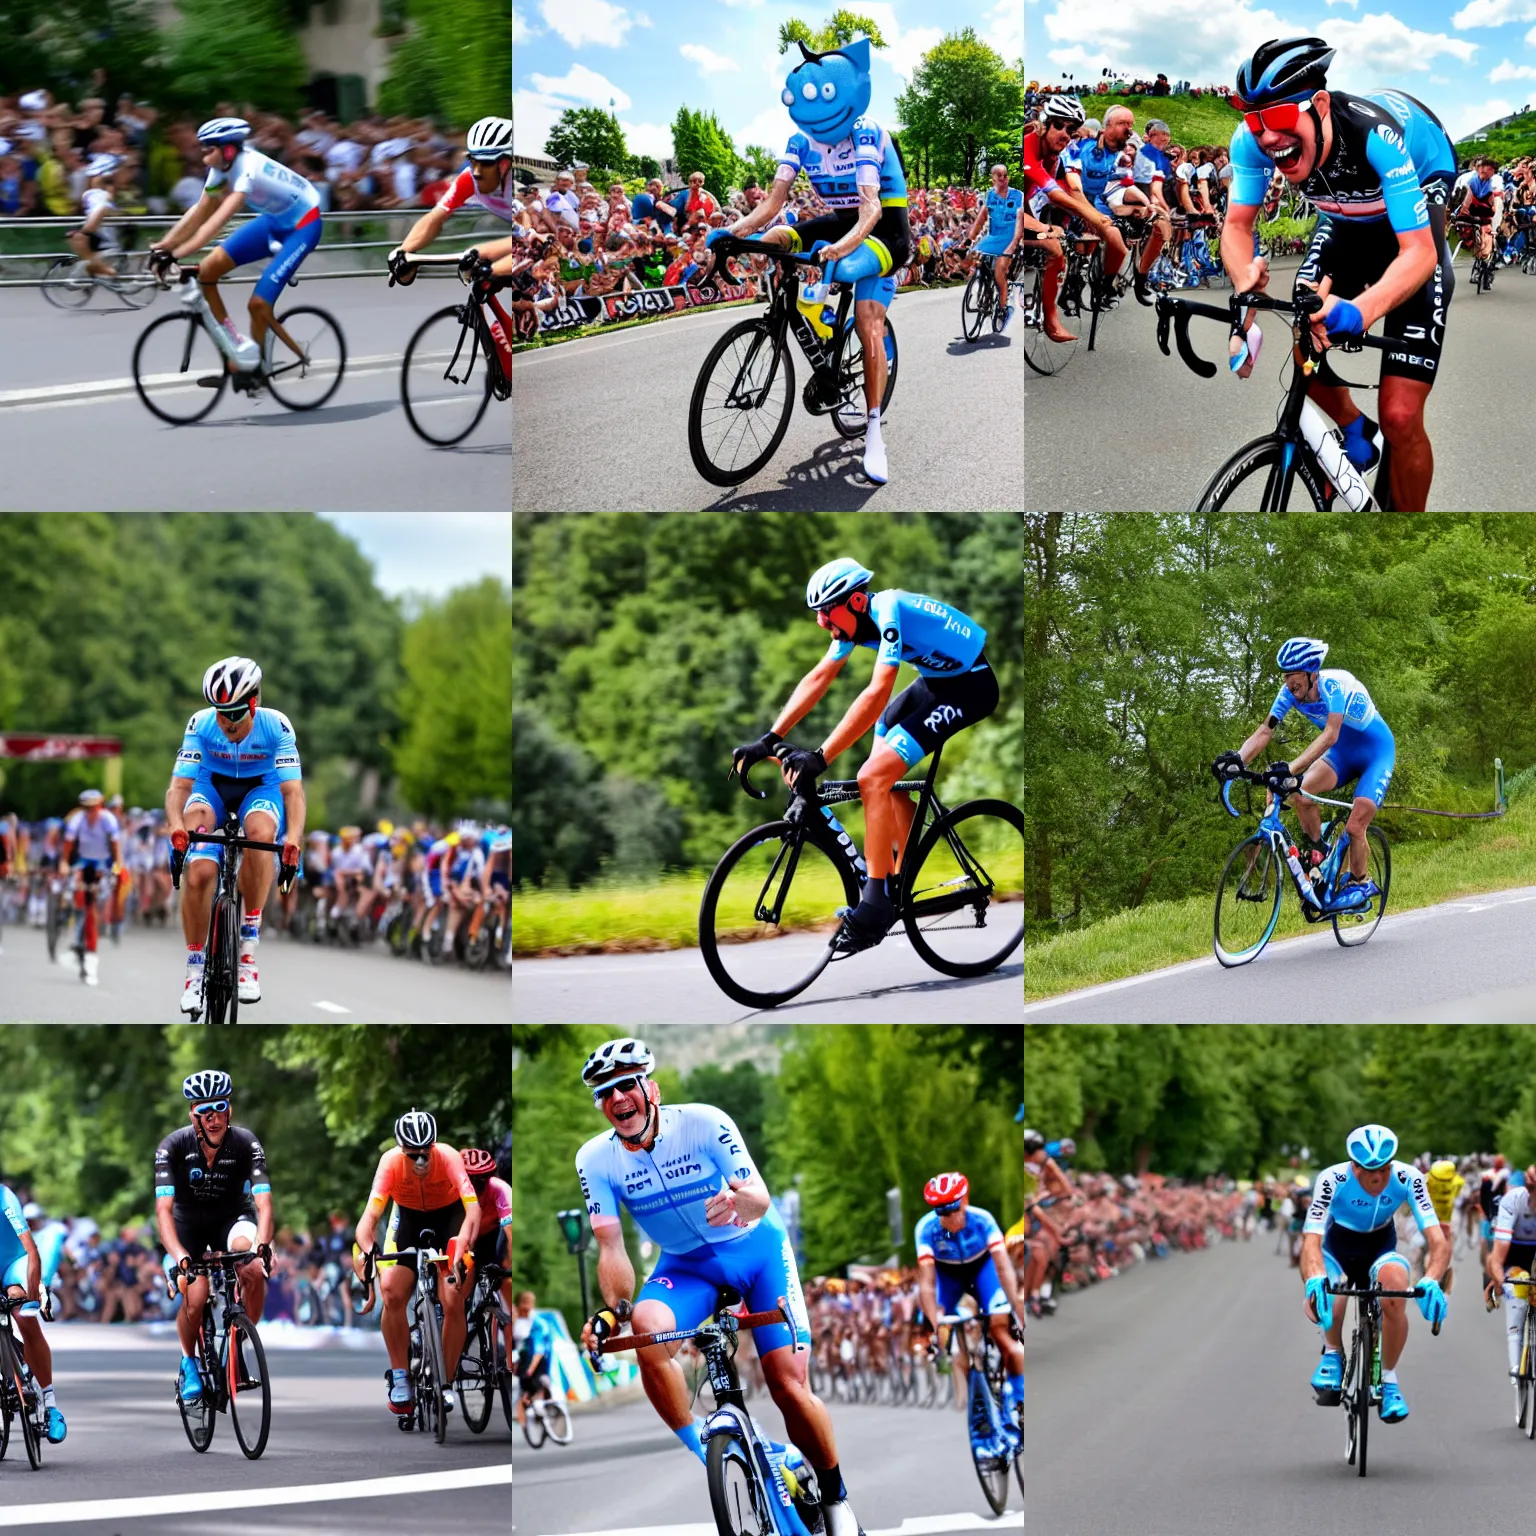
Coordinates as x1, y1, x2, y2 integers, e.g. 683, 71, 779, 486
1312, 1349, 1343, 1403
45, 1406, 66, 1443
1330, 878, 1381, 913
178, 1356, 204, 1404
1379, 1380, 1408, 1421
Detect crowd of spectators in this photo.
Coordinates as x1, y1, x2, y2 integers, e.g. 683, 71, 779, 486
1025, 76, 1239, 118
0, 81, 495, 225
502, 160, 994, 316
2, 1180, 362, 1327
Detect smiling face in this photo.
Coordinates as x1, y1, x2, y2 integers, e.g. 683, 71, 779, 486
598, 1074, 654, 1140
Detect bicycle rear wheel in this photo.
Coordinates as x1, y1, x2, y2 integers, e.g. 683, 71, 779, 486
1213, 833, 1284, 967
40, 256, 94, 310
265, 305, 346, 411
1330, 824, 1390, 947
903, 799, 1023, 977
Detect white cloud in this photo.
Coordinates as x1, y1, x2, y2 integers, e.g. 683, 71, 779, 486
527, 65, 632, 111
536, 0, 636, 50
679, 44, 740, 75
513, 7, 535, 44
1444, 96, 1515, 138
1491, 57, 1536, 79
1325, 0, 1359, 9
1527, 22, 1536, 43
1452, 0, 1536, 25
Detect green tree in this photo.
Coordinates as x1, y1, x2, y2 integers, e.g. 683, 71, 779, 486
376, 0, 511, 124
159, 0, 309, 118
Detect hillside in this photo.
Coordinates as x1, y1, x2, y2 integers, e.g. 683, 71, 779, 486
1457, 106, 1536, 164
1046, 91, 1247, 147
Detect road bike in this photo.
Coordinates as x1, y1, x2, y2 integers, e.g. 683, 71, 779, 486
1211, 760, 1391, 968
173, 814, 293, 1025
699, 740, 1022, 1008
294, 1259, 349, 1329
1503, 1271, 1536, 1437
359, 1235, 457, 1443
1322, 1276, 1437, 1478
1018, 239, 1079, 376
132, 266, 345, 424
40, 249, 158, 310
172, 1248, 272, 1459
1157, 287, 1399, 509
961, 240, 1023, 342
934, 1310, 1023, 1515
0, 1291, 47, 1469
686, 233, 898, 487
596, 1293, 825, 1536
393, 251, 512, 447
457, 1260, 516, 1436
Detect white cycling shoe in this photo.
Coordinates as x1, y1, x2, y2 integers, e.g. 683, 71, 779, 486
179, 963, 204, 1015
823, 1498, 866, 1536
238, 956, 261, 1003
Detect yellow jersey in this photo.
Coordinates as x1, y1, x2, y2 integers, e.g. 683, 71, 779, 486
1426, 1170, 1463, 1225
1006, 1215, 1027, 1241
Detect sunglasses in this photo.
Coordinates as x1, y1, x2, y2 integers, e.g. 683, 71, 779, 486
933, 1198, 965, 1216
192, 1100, 230, 1116
593, 1074, 647, 1105
1236, 96, 1315, 137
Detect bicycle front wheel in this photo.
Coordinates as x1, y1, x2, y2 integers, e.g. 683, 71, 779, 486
1331, 824, 1391, 947
1022, 266, 1077, 377
961, 268, 989, 341
265, 305, 346, 411
1213, 833, 1283, 967
707, 1429, 775, 1533
455, 1312, 495, 1434
1192, 436, 1332, 511
401, 304, 495, 446
133, 313, 227, 424
226, 1313, 271, 1459
903, 799, 1024, 977
687, 317, 795, 486
698, 820, 859, 1009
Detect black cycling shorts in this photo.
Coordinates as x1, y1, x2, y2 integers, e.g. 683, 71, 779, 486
878, 662, 999, 768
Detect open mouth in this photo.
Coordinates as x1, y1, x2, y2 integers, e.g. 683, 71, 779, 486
1272, 142, 1302, 168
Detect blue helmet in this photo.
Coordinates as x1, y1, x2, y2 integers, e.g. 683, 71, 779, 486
806, 557, 873, 610
1276, 636, 1328, 673
1346, 1123, 1398, 1170
1235, 38, 1335, 110
196, 117, 250, 147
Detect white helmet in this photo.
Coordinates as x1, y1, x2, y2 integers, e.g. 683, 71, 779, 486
1040, 95, 1087, 127
85, 154, 119, 179
466, 116, 513, 160
582, 1038, 655, 1086
395, 1108, 438, 1150
203, 656, 262, 711
183, 1069, 233, 1104
806, 558, 874, 611
196, 117, 250, 147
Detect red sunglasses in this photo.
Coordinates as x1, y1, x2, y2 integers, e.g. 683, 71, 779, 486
1236, 96, 1315, 137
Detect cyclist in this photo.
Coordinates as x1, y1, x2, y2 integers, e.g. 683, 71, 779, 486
461, 1149, 513, 1373
1060, 105, 1155, 303
65, 153, 123, 281
719, 36, 910, 487
733, 558, 996, 951
353, 1110, 480, 1418
154, 1071, 273, 1406
1221, 37, 1457, 510
575, 1038, 865, 1536
330, 825, 372, 932
1486, 1159, 1536, 1387
0, 1182, 67, 1443
966, 163, 1024, 332
513, 1288, 555, 1423
443, 821, 486, 954
166, 656, 305, 1012
390, 116, 517, 281
1023, 1128, 1076, 1316
1454, 155, 1505, 274
149, 118, 323, 376
914, 1171, 1024, 1456
1300, 1123, 1447, 1422
1216, 637, 1393, 911
60, 787, 122, 986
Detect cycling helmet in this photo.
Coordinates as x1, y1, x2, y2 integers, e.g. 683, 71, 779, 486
1234, 38, 1335, 109
196, 117, 250, 146
461, 1148, 497, 1178
1346, 1123, 1398, 1170
806, 558, 874, 611
1276, 637, 1328, 673
923, 1172, 969, 1207
465, 116, 514, 160
1040, 95, 1086, 127
395, 1109, 437, 1150
1060, 1137, 1077, 1157
1023, 1127, 1046, 1153
182, 1069, 233, 1104
203, 656, 263, 710
78, 789, 104, 807
581, 1037, 655, 1086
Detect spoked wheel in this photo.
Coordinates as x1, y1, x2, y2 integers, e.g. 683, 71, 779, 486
114, 253, 162, 310
401, 304, 496, 446
417, 1306, 449, 1445
1213, 833, 1283, 967
522, 1398, 548, 1447
540, 1394, 571, 1443
698, 820, 860, 1009
205, 893, 241, 1025
962, 268, 990, 341
1519, 1366, 1532, 1431
687, 317, 795, 486
455, 1313, 495, 1434
226, 1313, 271, 1459
264, 305, 346, 411
1330, 825, 1391, 947
902, 799, 1023, 977
40, 256, 94, 310
177, 1357, 216, 1452
1192, 437, 1334, 511
498, 1365, 514, 1431
133, 313, 228, 424
1022, 266, 1076, 376
831, 315, 896, 439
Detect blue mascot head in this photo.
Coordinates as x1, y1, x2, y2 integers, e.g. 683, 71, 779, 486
782, 36, 873, 143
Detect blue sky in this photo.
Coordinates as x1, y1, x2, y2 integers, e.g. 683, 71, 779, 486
1025, 0, 1536, 141
512, 1, 1022, 168
318, 514, 510, 601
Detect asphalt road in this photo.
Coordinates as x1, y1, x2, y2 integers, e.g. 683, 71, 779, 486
511, 1389, 1021, 1533
0, 276, 508, 510
513, 928, 1022, 1022
1029, 1221, 1517, 1535
1024, 254, 1536, 511
0, 920, 511, 1023
0, 1327, 510, 1534
512, 285, 1023, 511
1023, 886, 1536, 1022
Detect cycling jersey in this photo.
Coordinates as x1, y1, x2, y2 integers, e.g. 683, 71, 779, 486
1465, 173, 1505, 207
80, 186, 120, 247
1132, 142, 1173, 189
204, 146, 321, 227
64, 808, 120, 864
826, 589, 987, 678
368, 1145, 477, 1214
174, 707, 302, 792
1268, 668, 1382, 734
1269, 668, 1395, 805
983, 186, 1024, 238
154, 1125, 271, 1219
1495, 1185, 1536, 1247
435, 164, 515, 224
481, 1175, 513, 1229
518, 1310, 554, 1359
1303, 1159, 1438, 1236
1426, 1171, 1464, 1225
775, 116, 908, 210
1022, 126, 1062, 198
1229, 89, 1455, 232
0, 1184, 27, 1266
576, 1103, 763, 1256
915, 1205, 1006, 1266
1061, 136, 1125, 212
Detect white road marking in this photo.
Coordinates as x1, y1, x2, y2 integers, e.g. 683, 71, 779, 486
313, 999, 352, 1013
0, 1464, 509, 1527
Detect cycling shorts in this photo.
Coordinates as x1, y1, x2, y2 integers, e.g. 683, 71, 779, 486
220, 207, 322, 304
1316, 713, 1395, 808
182, 779, 288, 868
788, 206, 912, 307
877, 662, 999, 769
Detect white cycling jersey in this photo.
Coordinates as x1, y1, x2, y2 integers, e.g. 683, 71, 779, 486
64, 809, 120, 863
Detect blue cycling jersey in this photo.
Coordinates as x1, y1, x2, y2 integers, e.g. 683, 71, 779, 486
1268, 669, 1383, 735
984, 186, 1024, 237
776, 117, 907, 210
1132, 142, 1173, 187
915, 1204, 1005, 1265
1466, 173, 1504, 206
173, 706, 303, 787
1061, 136, 1125, 210
0, 1184, 27, 1268
826, 589, 987, 678
1229, 89, 1454, 233
520, 1311, 554, 1356
1303, 1160, 1437, 1235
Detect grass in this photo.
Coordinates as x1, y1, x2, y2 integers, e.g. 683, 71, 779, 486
1025, 797, 1534, 1001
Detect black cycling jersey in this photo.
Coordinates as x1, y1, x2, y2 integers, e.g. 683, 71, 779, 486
154, 1124, 271, 1219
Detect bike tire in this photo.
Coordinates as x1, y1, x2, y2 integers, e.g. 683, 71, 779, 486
1213, 833, 1284, 967
456, 1313, 496, 1434
706, 1429, 774, 1532
961, 268, 989, 340
902, 798, 1023, 978
541, 1394, 572, 1444
264, 305, 347, 411
205, 892, 241, 1025
420, 1304, 449, 1445
40, 256, 94, 311
1329, 823, 1391, 948
1022, 266, 1077, 377
401, 304, 494, 446
687, 317, 795, 487
522, 1400, 548, 1447
832, 314, 896, 439
177, 1357, 216, 1451
132, 313, 227, 424
226, 1313, 271, 1459
1192, 435, 1333, 512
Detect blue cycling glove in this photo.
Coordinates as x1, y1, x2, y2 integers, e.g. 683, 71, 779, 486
1325, 299, 1364, 338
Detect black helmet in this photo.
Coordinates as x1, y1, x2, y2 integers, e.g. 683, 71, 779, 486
1234, 37, 1335, 109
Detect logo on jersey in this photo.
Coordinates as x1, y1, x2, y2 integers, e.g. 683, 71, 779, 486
924, 705, 961, 731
